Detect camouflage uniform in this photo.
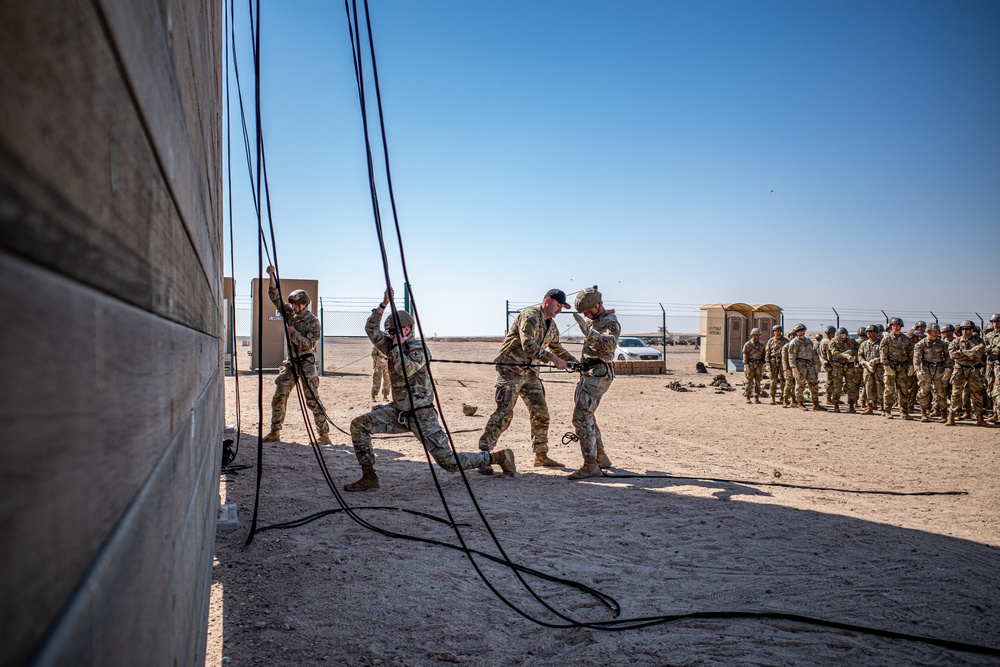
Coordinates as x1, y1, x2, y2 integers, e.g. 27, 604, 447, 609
350, 306, 489, 472
765, 335, 788, 404
571, 309, 620, 461
913, 337, 952, 418
818, 336, 834, 404
879, 331, 914, 418
904, 331, 923, 414
986, 328, 1000, 422
268, 285, 329, 436
479, 306, 578, 456
788, 336, 822, 408
827, 336, 860, 411
858, 338, 884, 413
742, 339, 766, 401
948, 335, 986, 421
780, 341, 796, 407
371, 346, 389, 400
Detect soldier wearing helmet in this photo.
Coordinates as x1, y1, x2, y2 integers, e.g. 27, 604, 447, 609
913, 322, 952, 421
856, 327, 870, 408
788, 324, 825, 411
742, 327, 766, 404
858, 325, 884, 415
780, 327, 798, 408
765, 324, 788, 405
478, 289, 579, 473
566, 288, 621, 480
985, 314, 1000, 424
344, 289, 517, 492
879, 317, 914, 420
914, 321, 927, 336
945, 320, 989, 427
827, 327, 860, 413
261, 266, 330, 444
941, 323, 956, 343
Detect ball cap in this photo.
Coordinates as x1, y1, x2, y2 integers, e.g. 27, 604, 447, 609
543, 289, 571, 309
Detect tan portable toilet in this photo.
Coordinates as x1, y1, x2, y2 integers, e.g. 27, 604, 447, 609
752, 304, 782, 338
700, 303, 753, 370
224, 277, 235, 374
251, 277, 319, 370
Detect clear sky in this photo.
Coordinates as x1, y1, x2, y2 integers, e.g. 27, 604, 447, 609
224, 0, 999, 336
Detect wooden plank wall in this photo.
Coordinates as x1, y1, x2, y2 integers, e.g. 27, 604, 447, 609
0, 0, 222, 665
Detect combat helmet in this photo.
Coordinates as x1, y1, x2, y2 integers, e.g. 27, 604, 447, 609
750, 327, 761, 336
915, 320, 927, 329
772, 324, 783, 332
857, 326, 867, 337
877, 323, 885, 333
288, 289, 310, 305
928, 322, 940, 332
941, 323, 955, 333
959, 320, 974, 330
991, 314, 1000, 323
574, 288, 602, 313
888, 316, 903, 327
866, 324, 878, 333
824, 325, 837, 335
792, 323, 807, 333
836, 327, 848, 337
384, 310, 415, 334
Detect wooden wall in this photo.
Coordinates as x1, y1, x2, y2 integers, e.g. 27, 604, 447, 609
0, 0, 222, 665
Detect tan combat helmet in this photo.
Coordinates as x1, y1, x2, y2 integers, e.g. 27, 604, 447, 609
574, 288, 602, 313
288, 289, 310, 305
384, 310, 415, 334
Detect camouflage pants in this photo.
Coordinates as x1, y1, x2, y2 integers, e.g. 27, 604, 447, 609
950, 365, 985, 415
271, 361, 329, 434
744, 362, 764, 398
883, 362, 912, 413
905, 373, 919, 412
479, 368, 550, 454
793, 360, 820, 405
917, 365, 949, 413
351, 404, 488, 471
572, 369, 613, 460
827, 363, 859, 405
863, 365, 885, 410
783, 368, 796, 405
768, 360, 785, 400
371, 359, 389, 399
987, 360, 999, 413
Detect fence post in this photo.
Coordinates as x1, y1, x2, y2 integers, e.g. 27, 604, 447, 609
930, 311, 938, 326
318, 300, 325, 377
881, 309, 888, 325
505, 300, 509, 335
832, 307, 839, 329
660, 303, 667, 371
975, 313, 984, 330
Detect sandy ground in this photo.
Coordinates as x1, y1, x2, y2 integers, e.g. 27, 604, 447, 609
206, 344, 1000, 666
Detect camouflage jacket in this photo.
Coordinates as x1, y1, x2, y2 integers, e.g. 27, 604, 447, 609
788, 336, 819, 364
742, 339, 766, 365
913, 338, 951, 370
985, 330, 1000, 362
818, 337, 833, 369
858, 339, 882, 371
495, 306, 577, 373
780, 341, 793, 372
879, 332, 913, 366
269, 285, 320, 359
764, 336, 787, 363
949, 336, 985, 368
580, 309, 621, 364
366, 306, 433, 412
827, 337, 860, 366
372, 346, 388, 365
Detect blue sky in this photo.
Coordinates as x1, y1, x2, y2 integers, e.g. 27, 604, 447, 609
224, 1, 999, 335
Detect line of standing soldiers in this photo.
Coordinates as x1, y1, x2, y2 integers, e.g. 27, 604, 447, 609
741, 314, 999, 426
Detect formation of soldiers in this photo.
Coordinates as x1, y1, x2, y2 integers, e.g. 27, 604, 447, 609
744, 315, 1000, 426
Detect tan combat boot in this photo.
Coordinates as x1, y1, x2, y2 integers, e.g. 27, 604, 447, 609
862, 404, 874, 415
262, 429, 281, 442
919, 408, 929, 423
568, 458, 601, 480
833, 403, 841, 413
489, 449, 517, 476
596, 449, 613, 469
534, 452, 563, 467
976, 410, 990, 427
944, 410, 956, 426
315, 433, 331, 445
985, 409, 999, 424
344, 465, 380, 491
848, 402, 856, 414
812, 400, 826, 411
798, 401, 809, 411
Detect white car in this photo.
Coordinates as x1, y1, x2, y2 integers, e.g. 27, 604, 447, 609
614, 337, 662, 361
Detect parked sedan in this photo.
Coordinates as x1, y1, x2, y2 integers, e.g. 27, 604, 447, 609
614, 337, 662, 361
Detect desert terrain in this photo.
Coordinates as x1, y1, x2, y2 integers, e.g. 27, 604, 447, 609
207, 343, 999, 666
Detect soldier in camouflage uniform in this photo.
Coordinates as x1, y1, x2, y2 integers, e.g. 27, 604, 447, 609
780, 335, 797, 408
567, 288, 621, 480
371, 346, 389, 401
827, 327, 860, 413
913, 323, 952, 421
856, 327, 870, 408
261, 265, 331, 445
858, 325, 884, 415
904, 329, 924, 414
788, 324, 825, 411
742, 328, 766, 403
478, 289, 579, 473
985, 314, 1000, 424
344, 290, 516, 491
945, 321, 989, 427
765, 325, 787, 405
880, 317, 914, 420
818, 326, 837, 404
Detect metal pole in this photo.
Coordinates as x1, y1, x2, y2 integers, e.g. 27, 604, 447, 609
318, 300, 325, 377
930, 311, 938, 326
660, 303, 667, 371
403, 282, 411, 315
505, 299, 510, 335
975, 312, 984, 330
881, 309, 888, 325
832, 307, 839, 329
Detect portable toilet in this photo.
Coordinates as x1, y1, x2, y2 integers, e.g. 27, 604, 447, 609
700, 303, 753, 371
752, 304, 783, 338
251, 277, 320, 370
